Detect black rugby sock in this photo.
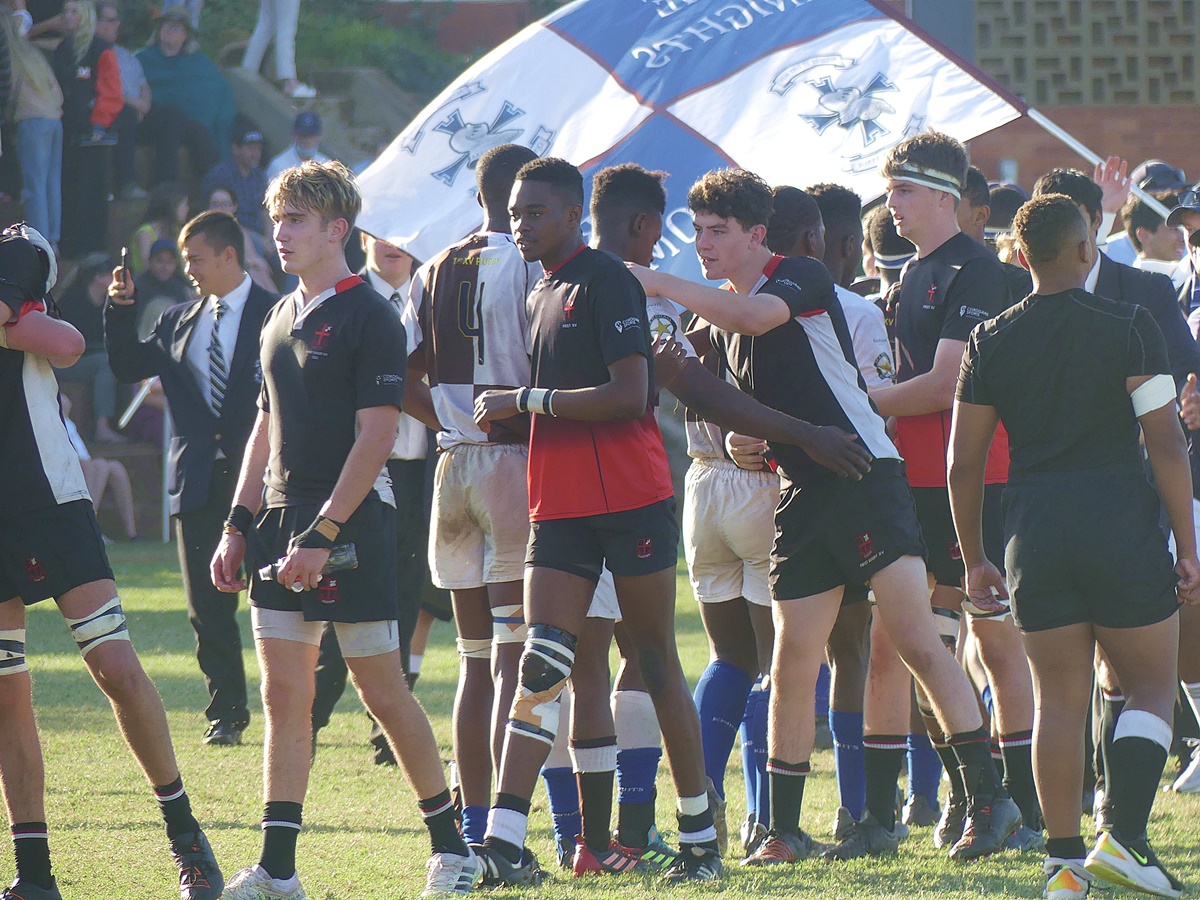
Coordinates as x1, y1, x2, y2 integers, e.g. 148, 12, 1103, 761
154, 776, 200, 840
259, 800, 302, 880
12, 823, 53, 889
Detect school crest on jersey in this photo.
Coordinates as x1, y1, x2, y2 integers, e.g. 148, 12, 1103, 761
24, 557, 46, 583
649, 313, 677, 344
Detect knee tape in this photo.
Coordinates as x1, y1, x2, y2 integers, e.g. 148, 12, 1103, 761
509, 623, 576, 746
492, 604, 527, 646
65, 597, 130, 657
1113, 708, 1173, 752
612, 689, 662, 750
932, 607, 961, 652
962, 596, 1012, 624
457, 637, 492, 660
0, 629, 28, 675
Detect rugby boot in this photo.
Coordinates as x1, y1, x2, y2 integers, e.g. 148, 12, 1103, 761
661, 844, 722, 883
1085, 831, 1184, 898
169, 829, 223, 899
822, 811, 902, 860
1044, 857, 1093, 900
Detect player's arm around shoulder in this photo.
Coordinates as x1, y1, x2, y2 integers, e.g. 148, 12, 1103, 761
627, 263, 791, 337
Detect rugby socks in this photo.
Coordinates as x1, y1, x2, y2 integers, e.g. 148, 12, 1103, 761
1108, 710, 1172, 840
12, 822, 52, 889
815, 663, 831, 719
693, 660, 754, 801
863, 735, 906, 830
540, 767, 581, 856
1000, 730, 1040, 825
153, 776, 199, 840
1095, 685, 1125, 799
740, 686, 760, 824
767, 758, 809, 838
571, 738, 617, 852
750, 685, 771, 825
420, 790, 468, 855
1183, 681, 1200, 730
461, 805, 487, 847
950, 727, 1005, 798
484, 794, 530, 864
906, 731, 941, 806
676, 793, 718, 851
406, 652, 423, 690
613, 689, 661, 848
991, 736, 1005, 781
260, 800, 302, 880
1046, 835, 1088, 861
829, 709, 866, 820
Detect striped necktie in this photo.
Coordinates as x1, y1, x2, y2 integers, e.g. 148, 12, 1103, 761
209, 299, 227, 414
389, 290, 403, 312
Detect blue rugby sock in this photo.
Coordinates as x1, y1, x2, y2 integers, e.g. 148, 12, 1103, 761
907, 731, 941, 806
740, 681, 763, 820
829, 709, 865, 819
540, 766, 581, 852
460, 805, 488, 846
815, 663, 831, 718
693, 660, 754, 799
752, 685, 771, 825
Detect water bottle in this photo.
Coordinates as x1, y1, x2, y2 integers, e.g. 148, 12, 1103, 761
258, 542, 359, 591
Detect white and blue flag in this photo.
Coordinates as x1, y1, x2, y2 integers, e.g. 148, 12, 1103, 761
357, 0, 1026, 279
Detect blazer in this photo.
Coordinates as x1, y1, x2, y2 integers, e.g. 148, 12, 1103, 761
1096, 254, 1200, 387
104, 282, 277, 516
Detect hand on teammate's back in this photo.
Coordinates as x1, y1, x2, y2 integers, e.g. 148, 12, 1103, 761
797, 425, 874, 480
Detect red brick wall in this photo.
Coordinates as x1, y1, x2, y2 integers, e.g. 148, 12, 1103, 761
375, 1, 536, 55
968, 106, 1200, 191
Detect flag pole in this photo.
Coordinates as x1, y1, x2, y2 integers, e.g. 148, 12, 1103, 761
1026, 108, 1173, 219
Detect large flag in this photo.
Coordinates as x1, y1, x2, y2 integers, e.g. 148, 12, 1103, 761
357, 0, 1026, 279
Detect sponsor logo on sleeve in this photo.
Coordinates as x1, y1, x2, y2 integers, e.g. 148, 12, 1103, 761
959, 305, 990, 320
614, 317, 642, 333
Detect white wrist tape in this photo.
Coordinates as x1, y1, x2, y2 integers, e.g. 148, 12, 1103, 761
1130, 373, 1175, 417
527, 388, 551, 415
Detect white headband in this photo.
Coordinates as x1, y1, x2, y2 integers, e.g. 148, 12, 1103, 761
890, 164, 962, 200
873, 251, 914, 269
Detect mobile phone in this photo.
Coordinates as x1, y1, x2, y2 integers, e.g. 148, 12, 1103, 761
120, 246, 129, 282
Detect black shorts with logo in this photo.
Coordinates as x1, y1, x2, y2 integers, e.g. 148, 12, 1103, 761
527, 497, 679, 582
1004, 465, 1179, 633
249, 496, 399, 624
771, 458, 927, 602
0, 500, 114, 605
912, 484, 1006, 587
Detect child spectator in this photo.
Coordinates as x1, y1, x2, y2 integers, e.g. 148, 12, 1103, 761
129, 180, 187, 272
134, 236, 193, 336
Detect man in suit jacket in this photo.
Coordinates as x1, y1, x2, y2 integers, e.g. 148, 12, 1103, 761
106, 210, 276, 746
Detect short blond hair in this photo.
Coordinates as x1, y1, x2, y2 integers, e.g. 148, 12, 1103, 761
265, 160, 362, 240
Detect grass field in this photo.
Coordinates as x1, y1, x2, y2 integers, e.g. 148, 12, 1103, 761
18, 541, 1200, 898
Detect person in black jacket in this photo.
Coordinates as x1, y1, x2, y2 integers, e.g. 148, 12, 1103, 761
105, 210, 275, 746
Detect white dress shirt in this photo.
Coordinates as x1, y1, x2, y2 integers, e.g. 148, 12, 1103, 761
364, 268, 426, 461
186, 274, 253, 411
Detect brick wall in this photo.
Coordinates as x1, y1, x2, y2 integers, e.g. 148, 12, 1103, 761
968, 105, 1200, 191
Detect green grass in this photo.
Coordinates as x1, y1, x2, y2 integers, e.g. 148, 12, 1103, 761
20, 542, 1200, 897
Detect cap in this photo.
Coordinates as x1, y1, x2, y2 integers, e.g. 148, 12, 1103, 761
149, 238, 178, 259
293, 112, 321, 136
1131, 160, 1188, 193
1167, 184, 1200, 229
233, 123, 264, 144
0, 227, 54, 309
155, 5, 195, 34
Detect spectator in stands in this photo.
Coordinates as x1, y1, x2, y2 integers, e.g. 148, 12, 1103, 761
96, 1, 150, 200
241, 0, 315, 99
1105, 160, 1189, 267
200, 119, 268, 234
134, 236, 193, 333
135, 5, 234, 184
58, 252, 126, 442
130, 180, 187, 272
266, 110, 328, 180
1122, 190, 1186, 280
2, 4, 63, 246
204, 184, 276, 290
61, 394, 139, 541
52, 0, 121, 256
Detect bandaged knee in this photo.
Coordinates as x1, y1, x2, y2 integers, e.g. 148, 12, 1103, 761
508, 623, 576, 746
65, 598, 130, 656
492, 603, 527, 646
0, 629, 28, 675
457, 637, 492, 660
932, 607, 961, 651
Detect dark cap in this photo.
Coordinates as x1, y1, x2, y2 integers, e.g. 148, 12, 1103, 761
1166, 184, 1200, 229
0, 228, 53, 310
293, 112, 321, 136
233, 123, 264, 145
1131, 160, 1188, 193
149, 238, 177, 259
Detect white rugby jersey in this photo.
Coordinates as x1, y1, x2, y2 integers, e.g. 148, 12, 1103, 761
407, 232, 541, 449
836, 284, 895, 389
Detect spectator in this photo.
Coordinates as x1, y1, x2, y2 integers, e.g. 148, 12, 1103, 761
241, 0, 315, 99
129, 180, 187, 272
52, 0, 121, 256
200, 118, 268, 234
135, 4, 234, 184
1124, 189, 1186, 280
1104, 159, 1189, 267
265, 110, 328, 180
2, 5, 63, 246
204, 183, 276, 290
61, 394, 138, 541
134, 236, 193, 335
58, 251, 126, 442
96, 0, 150, 200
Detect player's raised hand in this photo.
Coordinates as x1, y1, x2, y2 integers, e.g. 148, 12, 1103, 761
1094, 155, 1130, 215
1176, 556, 1200, 605
965, 560, 1009, 612
1181, 374, 1200, 431
107, 266, 135, 306
799, 425, 873, 480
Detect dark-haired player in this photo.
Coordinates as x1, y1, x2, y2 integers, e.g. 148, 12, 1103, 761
473, 157, 727, 885
631, 167, 1020, 865
0, 224, 223, 900
211, 161, 481, 899
950, 192, 1198, 900
869, 132, 1040, 853
806, 183, 863, 289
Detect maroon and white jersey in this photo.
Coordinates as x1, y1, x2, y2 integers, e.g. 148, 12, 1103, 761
407, 231, 541, 449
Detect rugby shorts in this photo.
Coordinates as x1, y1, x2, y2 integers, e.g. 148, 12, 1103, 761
912, 484, 1006, 588
0, 500, 113, 605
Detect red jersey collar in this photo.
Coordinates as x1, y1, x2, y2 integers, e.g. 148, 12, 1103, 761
762, 254, 785, 279
544, 243, 587, 276
335, 274, 365, 293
